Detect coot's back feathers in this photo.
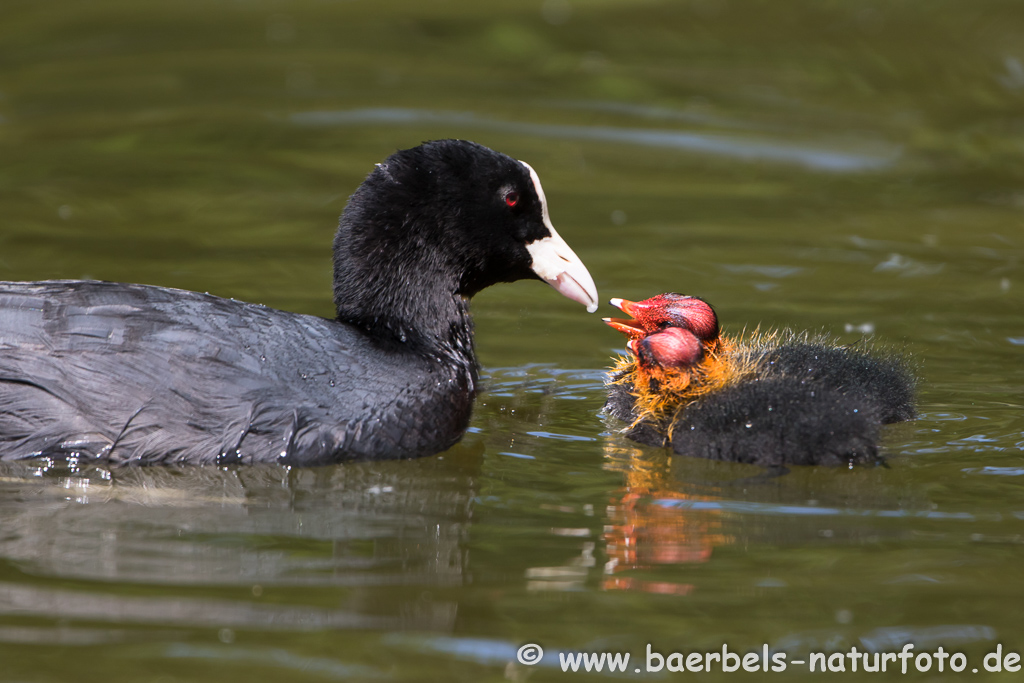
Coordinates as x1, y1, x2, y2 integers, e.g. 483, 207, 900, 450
671, 378, 883, 467
0, 280, 469, 465
761, 341, 916, 425
0, 140, 599, 465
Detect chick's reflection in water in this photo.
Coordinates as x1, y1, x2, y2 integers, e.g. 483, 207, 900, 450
601, 442, 733, 595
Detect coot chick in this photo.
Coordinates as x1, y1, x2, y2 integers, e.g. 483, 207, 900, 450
0, 140, 599, 465
604, 294, 915, 467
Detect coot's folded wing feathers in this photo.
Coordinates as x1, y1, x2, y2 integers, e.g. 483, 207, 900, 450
0, 281, 445, 464
668, 378, 883, 467
760, 342, 917, 424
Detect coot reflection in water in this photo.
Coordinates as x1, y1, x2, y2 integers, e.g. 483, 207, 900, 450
0, 457, 477, 637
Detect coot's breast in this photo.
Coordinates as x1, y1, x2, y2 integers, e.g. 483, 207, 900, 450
0, 281, 473, 465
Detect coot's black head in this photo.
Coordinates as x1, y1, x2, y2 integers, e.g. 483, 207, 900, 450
333, 140, 598, 345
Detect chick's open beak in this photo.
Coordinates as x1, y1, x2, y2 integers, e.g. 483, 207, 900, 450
603, 298, 645, 339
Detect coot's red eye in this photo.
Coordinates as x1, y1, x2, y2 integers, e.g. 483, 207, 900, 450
504, 191, 519, 208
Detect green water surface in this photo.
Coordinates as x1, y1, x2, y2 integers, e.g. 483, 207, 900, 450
1, 0, 1023, 681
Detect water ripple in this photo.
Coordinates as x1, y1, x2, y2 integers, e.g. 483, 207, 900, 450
165, 645, 388, 679
963, 466, 1024, 477
859, 625, 997, 652
383, 634, 563, 668
654, 498, 991, 521
289, 108, 899, 172
525, 430, 596, 442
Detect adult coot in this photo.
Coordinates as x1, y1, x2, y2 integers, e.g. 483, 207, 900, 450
0, 140, 598, 465
603, 293, 915, 467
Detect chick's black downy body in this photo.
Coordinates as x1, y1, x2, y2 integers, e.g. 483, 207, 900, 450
0, 140, 598, 465
603, 295, 916, 467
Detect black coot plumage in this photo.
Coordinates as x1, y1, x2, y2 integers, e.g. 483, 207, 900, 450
603, 293, 915, 467
0, 140, 599, 465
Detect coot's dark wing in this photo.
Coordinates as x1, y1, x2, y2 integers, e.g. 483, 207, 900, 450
0, 281, 469, 465
760, 342, 916, 423
667, 378, 883, 466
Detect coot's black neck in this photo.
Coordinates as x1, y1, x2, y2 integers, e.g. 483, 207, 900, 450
331, 181, 478, 369
333, 263, 477, 366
